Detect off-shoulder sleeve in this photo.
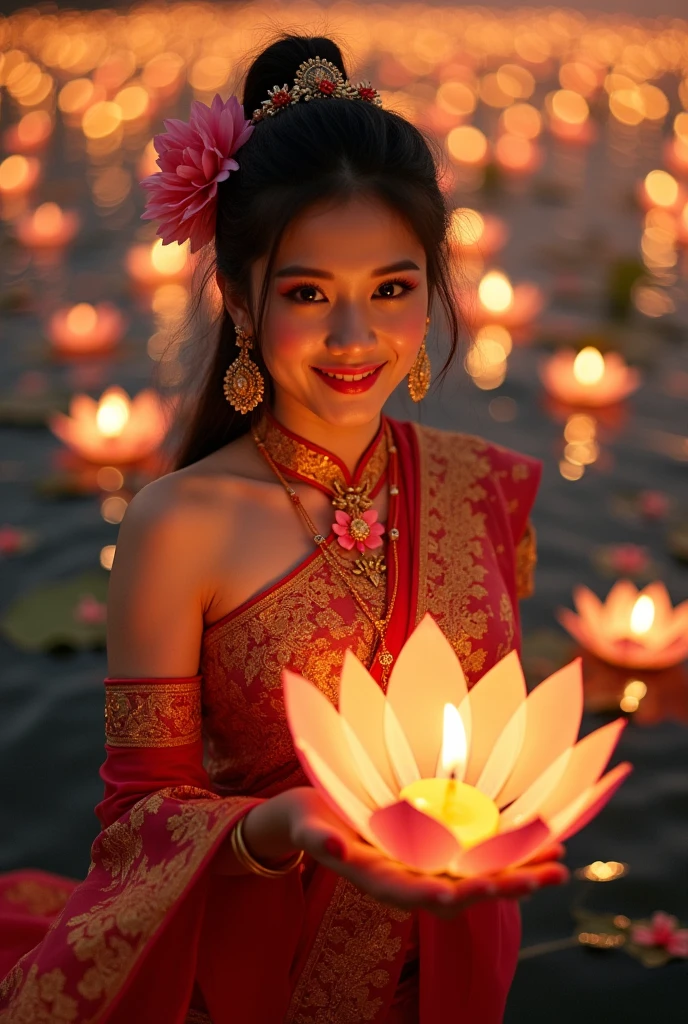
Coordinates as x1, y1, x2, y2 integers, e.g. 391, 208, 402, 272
96, 674, 213, 828
482, 442, 542, 600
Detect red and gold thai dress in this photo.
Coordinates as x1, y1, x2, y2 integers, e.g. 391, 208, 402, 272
0, 417, 539, 1023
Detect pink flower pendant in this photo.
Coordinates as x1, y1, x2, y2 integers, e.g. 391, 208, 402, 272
332, 509, 385, 553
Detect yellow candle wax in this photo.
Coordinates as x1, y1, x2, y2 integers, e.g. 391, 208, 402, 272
400, 778, 500, 850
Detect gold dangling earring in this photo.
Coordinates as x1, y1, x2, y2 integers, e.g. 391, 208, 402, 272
223, 325, 265, 414
408, 316, 431, 402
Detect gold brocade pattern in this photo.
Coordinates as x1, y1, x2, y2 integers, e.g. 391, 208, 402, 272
104, 680, 202, 748
200, 544, 387, 797
515, 520, 537, 599
286, 878, 410, 1024
0, 790, 254, 1023
259, 415, 388, 493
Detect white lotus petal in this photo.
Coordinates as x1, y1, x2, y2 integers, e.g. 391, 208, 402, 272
383, 701, 421, 789
386, 613, 468, 779
339, 650, 398, 793
341, 718, 397, 808
475, 702, 527, 800
499, 748, 572, 830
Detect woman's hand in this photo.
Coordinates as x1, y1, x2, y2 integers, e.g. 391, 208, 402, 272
282, 786, 569, 920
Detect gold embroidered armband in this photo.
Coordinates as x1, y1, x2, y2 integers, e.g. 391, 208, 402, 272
516, 520, 537, 600
104, 680, 202, 748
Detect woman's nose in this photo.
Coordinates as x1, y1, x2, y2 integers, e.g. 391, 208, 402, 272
324, 305, 377, 357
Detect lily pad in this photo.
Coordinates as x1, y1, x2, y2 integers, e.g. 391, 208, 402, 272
1, 570, 109, 653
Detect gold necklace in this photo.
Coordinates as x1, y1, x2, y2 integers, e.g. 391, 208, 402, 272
253, 424, 400, 682
257, 411, 392, 587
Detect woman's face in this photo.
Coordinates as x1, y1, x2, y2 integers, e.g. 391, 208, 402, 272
224, 194, 429, 431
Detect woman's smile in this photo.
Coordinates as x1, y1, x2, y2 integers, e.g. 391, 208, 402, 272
311, 362, 387, 394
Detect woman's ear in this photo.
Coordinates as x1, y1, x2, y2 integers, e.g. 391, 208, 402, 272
215, 270, 251, 331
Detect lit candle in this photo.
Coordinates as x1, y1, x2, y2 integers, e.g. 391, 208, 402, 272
558, 581, 688, 670
539, 346, 641, 407
48, 385, 168, 464
16, 202, 80, 249
47, 302, 126, 355
399, 704, 499, 850
126, 238, 190, 288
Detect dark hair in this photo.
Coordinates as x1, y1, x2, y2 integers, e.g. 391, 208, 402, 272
171, 33, 462, 471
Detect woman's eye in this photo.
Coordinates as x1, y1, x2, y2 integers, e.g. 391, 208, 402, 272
285, 279, 414, 303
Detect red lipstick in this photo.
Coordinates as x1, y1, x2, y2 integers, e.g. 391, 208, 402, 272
311, 362, 386, 395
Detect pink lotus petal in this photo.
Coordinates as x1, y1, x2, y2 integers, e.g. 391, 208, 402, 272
548, 761, 632, 843
369, 799, 461, 874
454, 818, 550, 878
335, 510, 350, 526
296, 737, 376, 845
332, 523, 348, 536
282, 669, 375, 810
465, 650, 527, 786
572, 585, 604, 624
631, 924, 657, 947
336, 534, 356, 551
386, 614, 468, 780
362, 534, 383, 551
362, 509, 379, 525
502, 718, 627, 830
495, 659, 584, 808
339, 650, 399, 794
369, 522, 385, 537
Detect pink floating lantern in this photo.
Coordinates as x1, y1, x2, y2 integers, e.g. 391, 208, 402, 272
558, 581, 688, 671
15, 202, 80, 249
539, 346, 641, 407
283, 614, 631, 877
47, 302, 126, 355
48, 385, 168, 465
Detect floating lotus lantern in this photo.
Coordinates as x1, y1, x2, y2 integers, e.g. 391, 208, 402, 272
474, 270, 544, 331
47, 303, 126, 356
15, 202, 80, 249
283, 615, 631, 877
126, 238, 190, 288
539, 346, 641, 407
559, 581, 688, 671
48, 385, 168, 464
448, 208, 508, 259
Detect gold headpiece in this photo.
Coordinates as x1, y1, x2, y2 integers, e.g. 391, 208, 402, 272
251, 56, 382, 124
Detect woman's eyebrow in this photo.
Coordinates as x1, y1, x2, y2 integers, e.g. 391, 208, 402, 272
274, 258, 421, 279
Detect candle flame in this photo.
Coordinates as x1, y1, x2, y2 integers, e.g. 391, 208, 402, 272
573, 346, 605, 385
630, 594, 655, 635
96, 391, 130, 438
66, 303, 98, 335
440, 703, 467, 779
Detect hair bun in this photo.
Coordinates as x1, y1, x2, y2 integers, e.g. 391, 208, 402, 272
242, 35, 348, 118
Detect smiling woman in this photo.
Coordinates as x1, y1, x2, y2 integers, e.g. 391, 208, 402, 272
0, 32, 564, 1024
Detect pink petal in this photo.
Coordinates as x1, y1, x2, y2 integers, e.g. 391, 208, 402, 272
667, 931, 688, 957
362, 509, 379, 525
650, 912, 679, 944
363, 535, 383, 551
336, 534, 356, 551
454, 818, 550, 878
495, 658, 584, 808
332, 523, 347, 536
631, 925, 656, 947
464, 650, 527, 787
369, 799, 461, 874
335, 510, 350, 526
548, 762, 632, 844
386, 614, 468, 780
369, 522, 385, 537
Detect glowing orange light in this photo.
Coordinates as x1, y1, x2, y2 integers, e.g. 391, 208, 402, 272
114, 84, 150, 121
446, 125, 488, 165
82, 101, 122, 139
500, 103, 542, 139
478, 271, 514, 313
436, 81, 476, 117
96, 391, 130, 438
495, 134, 537, 173
644, 170, 679, 208
449, 208, 485, 246
573, 347, 605, 385
550, 89, 589, 126
630, 595, 655, 636
65, 303, 98, 336
0, 154, 37, 193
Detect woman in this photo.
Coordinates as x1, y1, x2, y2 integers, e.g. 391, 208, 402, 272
0, 34, 568, 1024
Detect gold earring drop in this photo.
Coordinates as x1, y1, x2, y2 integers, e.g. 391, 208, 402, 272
408, 316, 431, 403
222, 325, 265, 414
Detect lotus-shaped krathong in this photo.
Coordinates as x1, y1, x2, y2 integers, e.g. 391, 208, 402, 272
283, 615, 631, 877
559, 581, 688, 671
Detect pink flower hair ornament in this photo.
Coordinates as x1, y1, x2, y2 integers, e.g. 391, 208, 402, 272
140, 94, 254, 254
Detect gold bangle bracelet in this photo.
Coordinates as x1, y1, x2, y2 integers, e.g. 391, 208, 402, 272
230, 814, 304, 878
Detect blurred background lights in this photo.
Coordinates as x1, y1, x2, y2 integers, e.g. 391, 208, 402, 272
96, 466, 125, 492
100, 495, 129, 525
100, 544, 116, 571
446, 124, 488, 165
644, 170, 679, 208
478, 271, 514, 313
